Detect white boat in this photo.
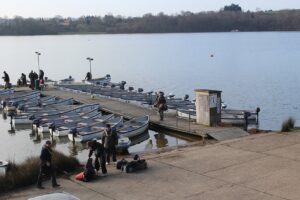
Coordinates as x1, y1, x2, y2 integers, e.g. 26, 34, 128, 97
177, 108, 258, 125
83, 74, 111, 85
52, 113, 113, 137
68, 116, 123, 142
59, 76, 75, 84
32, 104, 100, 130
37, 108, 101, 133
0, 160, 8, 176
19, 98, 74, 113
0, 89, 14, 95
117, 115, 149, 138
13, 103, 99, 125
1, 91, 40, 109
4, 95, 42, 112
177, 109, 196, 120
28, 192, 79, 200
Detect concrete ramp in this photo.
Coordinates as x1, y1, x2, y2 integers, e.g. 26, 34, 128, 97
207, 127, 249, 141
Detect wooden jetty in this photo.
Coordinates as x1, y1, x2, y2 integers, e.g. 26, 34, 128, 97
43, 87, 249, 141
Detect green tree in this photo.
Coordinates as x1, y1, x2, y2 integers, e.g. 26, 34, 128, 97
223, 4, 242, 12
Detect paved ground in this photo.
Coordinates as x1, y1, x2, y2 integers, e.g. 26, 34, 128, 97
2, 130, 300, 200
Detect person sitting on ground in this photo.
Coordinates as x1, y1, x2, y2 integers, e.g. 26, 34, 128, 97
87, 140, 107, 176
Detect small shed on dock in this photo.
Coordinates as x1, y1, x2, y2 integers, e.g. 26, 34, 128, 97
194, 89, 222, 126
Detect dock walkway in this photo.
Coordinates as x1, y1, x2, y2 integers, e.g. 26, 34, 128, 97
44, 88, 247, 140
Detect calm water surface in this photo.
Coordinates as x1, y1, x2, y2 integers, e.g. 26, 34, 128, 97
0, 112, 189, 163
0, 32, 300, 162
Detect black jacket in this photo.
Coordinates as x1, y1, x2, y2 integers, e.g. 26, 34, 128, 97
3, 72, 9, 82
88, 141, 105, 157
40, 145, 52, 163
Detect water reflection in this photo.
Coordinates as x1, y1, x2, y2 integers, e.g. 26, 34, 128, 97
2, 112, 7, 120
130, 131, 150, 146
154, 133, 168, 148
145, 139, 153, 150
8, 125, 16, 135
33, 132, 42, 144
0, 110, 190, 163
67, 141, 87, 156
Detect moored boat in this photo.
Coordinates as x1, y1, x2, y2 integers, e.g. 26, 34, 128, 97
52, 113, 113, 137
117, 115, 149, 138
68, 116, 123, 142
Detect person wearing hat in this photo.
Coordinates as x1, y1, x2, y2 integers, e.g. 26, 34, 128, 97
37, 140, 60, 189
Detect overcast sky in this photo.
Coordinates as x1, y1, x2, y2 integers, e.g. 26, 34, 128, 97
0, 0, 299, 18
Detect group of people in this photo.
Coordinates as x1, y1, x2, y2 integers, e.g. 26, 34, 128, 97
2, 69, 45, 90
29, 69, 44, 90
37, 124, 118, 188
85, 124, 118, 178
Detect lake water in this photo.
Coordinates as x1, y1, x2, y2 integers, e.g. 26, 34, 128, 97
0, 111, 190, 163
0, 32, 300, 162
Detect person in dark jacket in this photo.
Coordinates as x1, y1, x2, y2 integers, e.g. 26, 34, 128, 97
29, 70, 34, 89
102, 124, 118, 164
37, 140, 60, 189
2, 71, 10, 89
85, 72, 92, 81
33, 71, 39, 90
155, 91, 167, 121
39, 69, 44, 80
87, 140, 107, 175
21, 73, 27, 86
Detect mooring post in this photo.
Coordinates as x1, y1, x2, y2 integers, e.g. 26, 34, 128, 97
244, 112, 250, 131
188, 110, 191, 133
176, 109, 178, 127
256, 107, 260, 124
202, 133, 206, 145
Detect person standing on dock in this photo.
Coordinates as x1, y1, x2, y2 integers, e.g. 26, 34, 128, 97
21, 73, 27, 86
155, 91, 167, 121
2, 71, 10, 89
29, 70, 34, 89
37, 140, 60, 189
85, 72, 92, 81
87, 140, 107, 176
39, 69, 44, 80
102, 124, 118, 164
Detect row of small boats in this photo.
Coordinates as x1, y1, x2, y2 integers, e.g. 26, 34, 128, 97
0, 89, 150, 151
57, 80, 259, 126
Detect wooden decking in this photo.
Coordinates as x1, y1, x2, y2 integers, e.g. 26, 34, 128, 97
43, 87, 248, 140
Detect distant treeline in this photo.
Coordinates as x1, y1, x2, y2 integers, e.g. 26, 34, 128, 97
1, 7, 300, 35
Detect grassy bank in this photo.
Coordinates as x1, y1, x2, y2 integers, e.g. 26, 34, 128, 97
0, 150, 80, 193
